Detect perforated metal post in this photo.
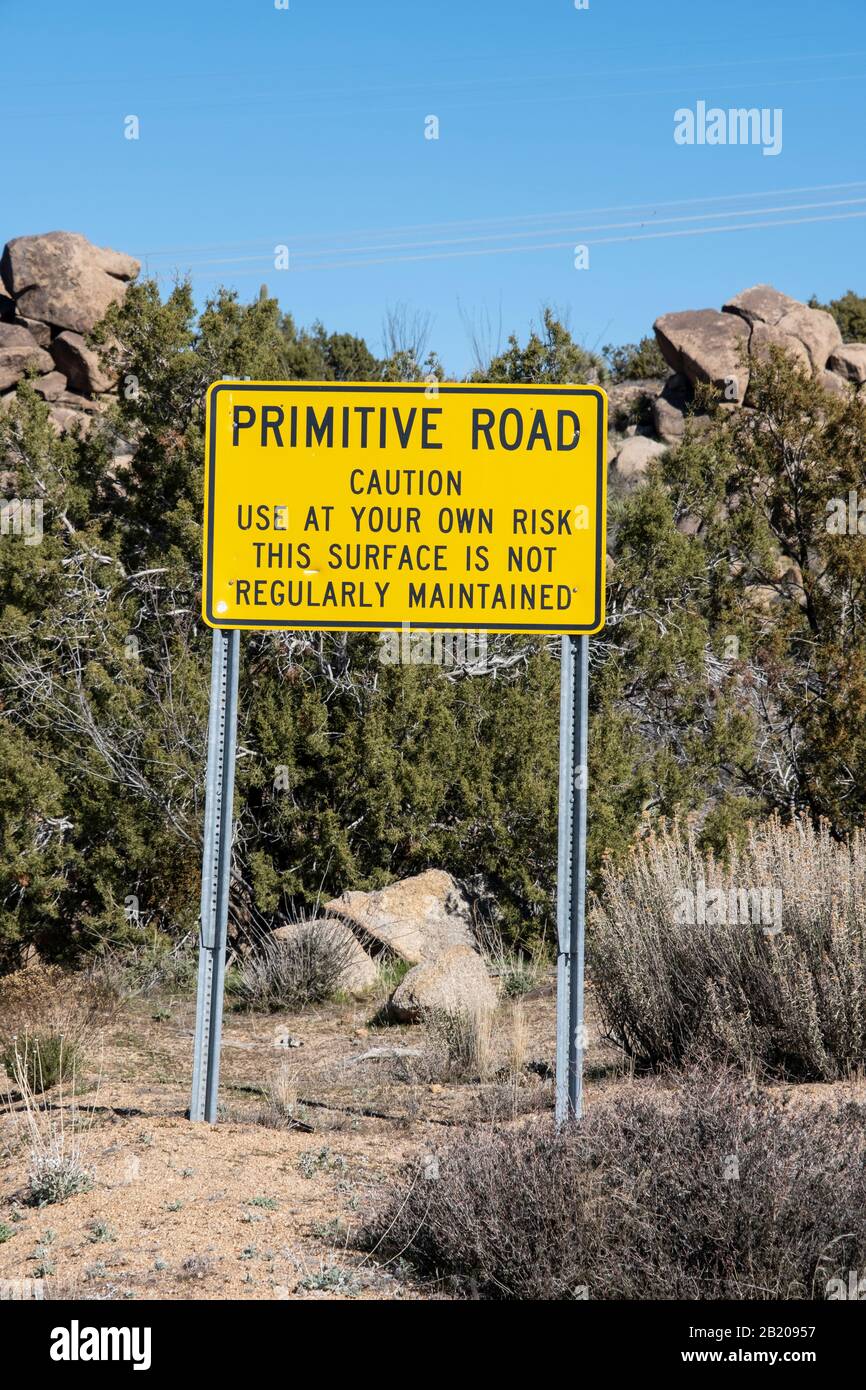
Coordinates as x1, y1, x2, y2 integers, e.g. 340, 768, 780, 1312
555, 633, 589, 1126
190, 627, 240, 1123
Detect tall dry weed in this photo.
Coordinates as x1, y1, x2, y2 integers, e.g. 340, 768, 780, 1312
590, 814, 866, 1078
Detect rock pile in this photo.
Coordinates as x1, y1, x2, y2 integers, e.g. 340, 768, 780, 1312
269, 869, 496, 1019
608, 283, 866, 492
0, 231, 139, 434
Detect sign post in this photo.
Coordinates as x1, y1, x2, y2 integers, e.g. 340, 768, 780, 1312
191, 381, 606, 1122
190, 625, 240, 1123
555, 632, 589, 1125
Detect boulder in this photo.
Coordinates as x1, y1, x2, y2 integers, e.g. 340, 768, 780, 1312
390, 944, 497, 1023
46, 404, 94, 436
0, 289, 15, 322
50, 330, 114, 395
652, 373, 690, 445
325, 869, 474, 965
774, 306, 841, 372
748, 321, 811, 374
33, 371, 68, 401
0, 323, 53, 391
12, 315, 52, 349
611, 435, 667, 489
828, 344, 866, 385
606, 379, 663, 428
270, 918, 378, 998
820, 368, 853, 399
1, 232, 139, 335
654, 309, 749, 402
723, 284, 801, 327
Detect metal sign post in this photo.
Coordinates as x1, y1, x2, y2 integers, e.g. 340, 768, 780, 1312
555, 632, 589, 1126
190, 626, 240, 1123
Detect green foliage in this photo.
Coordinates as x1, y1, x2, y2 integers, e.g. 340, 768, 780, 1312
603, 335, 669, 382
2, 278, 866, 969
592, 347, 866, 871
472, 307, 606, 384
809, 288, 866, 343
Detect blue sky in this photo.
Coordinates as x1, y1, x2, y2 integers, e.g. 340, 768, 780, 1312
3, 0, 865, 375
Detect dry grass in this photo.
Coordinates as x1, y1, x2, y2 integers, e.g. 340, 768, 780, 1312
590, 815, 866, 1079
7, 1046, 97, 1206
363, 1066, 866, 1300
506, 1000, 529, 1080
232, 923, 359, 1013
419, 1002, 495, 1082
85, 938, 197, 1002
473, 919, 547, 998
0, 965, 117, 1090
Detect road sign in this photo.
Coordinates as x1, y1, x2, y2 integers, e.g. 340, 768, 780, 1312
203, 381, 607, 634
191, 378, 607, 1125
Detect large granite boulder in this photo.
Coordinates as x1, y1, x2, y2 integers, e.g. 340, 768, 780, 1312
723, 284, 842, 373
1, 232, 139, 335
325, 869, 474, 965
654, 309, 749, 402
389, 944, 497, 1023
722, 284, 801, 327
774, 306, 841, 372
748, 321, 812, 374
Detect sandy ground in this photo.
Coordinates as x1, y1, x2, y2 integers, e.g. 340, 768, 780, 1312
3, 977, 863, 1302
0, 975, 578, 1301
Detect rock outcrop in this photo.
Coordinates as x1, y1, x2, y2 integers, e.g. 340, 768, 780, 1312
606, 283, 865, 509
654, 308, 750, 402
318, 869, 499, 1020
0, 323, 53, 391
0, 230, 139, 434
1, 232, 139, 336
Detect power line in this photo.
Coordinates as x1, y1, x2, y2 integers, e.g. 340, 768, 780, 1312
145, 208, 866, 279
135, 181, 866, 259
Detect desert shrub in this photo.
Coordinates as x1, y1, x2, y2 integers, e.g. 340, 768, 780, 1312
589, 815, 866, 1079
0, 965, 114, 1089
86, 937, 197, 1001
604, 335, 669, 382
363, 1069, 866, 1300
233, 922, 358, 1012
9, 1048, 95, 1206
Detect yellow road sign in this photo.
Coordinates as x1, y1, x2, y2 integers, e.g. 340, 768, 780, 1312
203, 381, 607, 634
